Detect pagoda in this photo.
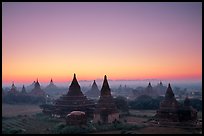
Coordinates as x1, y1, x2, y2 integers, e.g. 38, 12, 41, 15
8, 82, 18, 95
51, 74, 95, 117
144, 82, 158, 97
30, 79, 45, 96
155, 81, 167, 96
93, 75, 119, 124
44, 78, 59, 94
155, 84, 180, 122
21, 85, 27, 95
179, 96, 197, 122
155, 84, 197, 124
85, 80, 100, 99
27, 81, 36, 92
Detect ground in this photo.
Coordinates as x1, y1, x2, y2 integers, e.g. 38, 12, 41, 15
2, 104, 202, 134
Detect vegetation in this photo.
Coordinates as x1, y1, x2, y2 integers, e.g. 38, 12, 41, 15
129, 95, 202, 111
129, 95, 164, 110
114, 96, 129, 112
52, 120, 145, 134
3, 94, 46, 104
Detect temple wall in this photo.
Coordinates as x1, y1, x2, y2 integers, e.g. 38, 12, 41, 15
108, 113, 119, 123
93, 114, 100, 123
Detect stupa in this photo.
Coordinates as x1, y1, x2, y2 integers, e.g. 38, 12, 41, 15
144, 82, 158, 97
155, 84, 197, 124
52, 74, 95, 117
8, 82, 18, 95
85, 80, 100, 99
93, 75, 119, 124
21, 85, 27, 94
44, 78, 59, 94
30, 79, 45, 96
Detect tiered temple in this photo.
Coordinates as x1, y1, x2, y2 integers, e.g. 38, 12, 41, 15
21, 85, 27, 94
155, 84, 197, 124
144, 82, 158, 97
85, 80, 100, 99
30, 79, 45, 96
8, 82, 18, 95
44, 78, 59, 94
52, 74, 95, 117
93, 75, 119, 124
155, 81, 167, 96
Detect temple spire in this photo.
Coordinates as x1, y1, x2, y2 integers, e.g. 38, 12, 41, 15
67, 73, 83, 96
165, 83, 175, 99
101, 75, 111, 96
21, 85, 27, 94
12, 81, 15, 88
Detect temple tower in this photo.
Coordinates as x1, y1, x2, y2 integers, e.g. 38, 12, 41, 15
85, 80, 100, 99
30, 79, 45, 96
51, 74, 95, 117
93, 75, 119, 124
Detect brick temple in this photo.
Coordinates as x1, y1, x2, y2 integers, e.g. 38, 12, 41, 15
93, 75, 119, 124
155, 83, 197, 124
50, 74, 95, 118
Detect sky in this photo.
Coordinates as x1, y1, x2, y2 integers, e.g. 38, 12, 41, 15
2, 2, 202, 86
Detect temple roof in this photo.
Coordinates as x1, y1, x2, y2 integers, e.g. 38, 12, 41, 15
31, 79, 45, 96
67, 74, 84, 96
9, 81, 18, 93
21, 85, 27, 93
147, 82, 152, 89
45, 78, 58, 90
165, 83, 175, 99
34, 78, 41, 89
100, 75, 111, 96
91, 80, 100, 92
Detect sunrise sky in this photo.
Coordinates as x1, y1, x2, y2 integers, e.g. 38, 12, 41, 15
2, 2, 202, 85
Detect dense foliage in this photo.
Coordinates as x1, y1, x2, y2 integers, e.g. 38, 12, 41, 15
179, 98, 202, 111
2, 94, 46, 104
128, 95, 164, 110
129, 95, 202, 111
114, 96, 129, 112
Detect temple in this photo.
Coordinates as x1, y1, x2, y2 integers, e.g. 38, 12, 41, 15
85, 80, 100, 99
155, 81, 167, 96
50, 74, 95, 118
8, 82, 18, 95
93, 75, 119, 124
155, 84, 197, 124
44, 78, 59, 94
30, 79, 45, 96
144, 82, 158, 97
21, 85, 27, 94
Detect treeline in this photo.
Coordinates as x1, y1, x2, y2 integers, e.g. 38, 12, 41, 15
2, 94, 46, 104
128, 95, 163, 110
127, 95, 202, 111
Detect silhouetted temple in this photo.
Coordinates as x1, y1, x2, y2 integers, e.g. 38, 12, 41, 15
85, 80, 100, 99
93, 75, 119, 124
144, 82, 158, 97
155, 84, 197, 124
50, 74, 95, 117
21, 85, 27, 94
44, 79, 59, 94
30, 79, 45, 96
8, 82, 18, 95
155, 81, 167, 96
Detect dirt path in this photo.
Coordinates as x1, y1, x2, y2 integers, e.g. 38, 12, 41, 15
2, 104, 42, 117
